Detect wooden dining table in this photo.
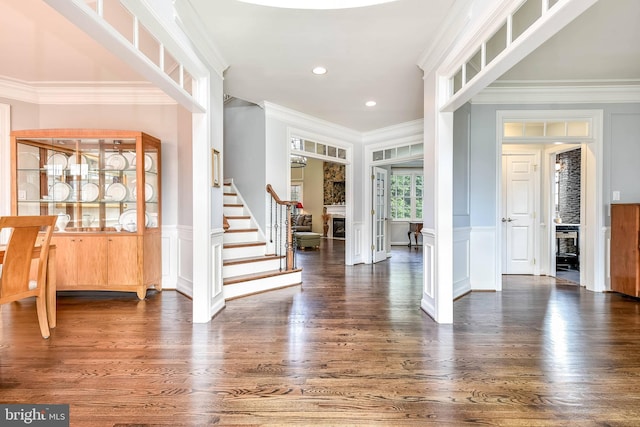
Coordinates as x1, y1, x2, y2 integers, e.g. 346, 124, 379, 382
0, 244, 57, 328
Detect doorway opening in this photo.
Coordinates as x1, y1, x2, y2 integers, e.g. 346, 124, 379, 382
497, 109, 603, 293
553, 147, 581, 285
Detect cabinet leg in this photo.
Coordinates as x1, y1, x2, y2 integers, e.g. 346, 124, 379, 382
137, 288, 147, 300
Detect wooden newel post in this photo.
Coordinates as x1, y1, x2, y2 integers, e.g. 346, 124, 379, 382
286, 203, 294, 271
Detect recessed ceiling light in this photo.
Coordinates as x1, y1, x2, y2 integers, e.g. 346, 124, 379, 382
365, 101, 377, 107
312, 66, 327, 75
237, 0, 399, 9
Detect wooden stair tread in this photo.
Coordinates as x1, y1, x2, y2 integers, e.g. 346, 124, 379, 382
225, 215, 250, 219
224, 268, 302, 285
224, 203, 243, 207
223, 241, 266, 249
224, 255, 283, 266
225, 228, 258, 233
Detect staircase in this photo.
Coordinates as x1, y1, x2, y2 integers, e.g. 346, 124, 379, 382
223, 181, 302, 300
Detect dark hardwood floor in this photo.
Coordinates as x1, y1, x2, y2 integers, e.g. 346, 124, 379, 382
2, 239, 640, 426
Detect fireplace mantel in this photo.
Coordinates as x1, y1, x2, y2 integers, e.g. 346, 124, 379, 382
325, 205, 346, 216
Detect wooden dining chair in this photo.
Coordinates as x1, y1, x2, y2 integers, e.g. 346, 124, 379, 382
0, 215, 56, 338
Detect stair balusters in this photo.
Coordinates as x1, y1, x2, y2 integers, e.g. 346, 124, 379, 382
266, 185, 296, 271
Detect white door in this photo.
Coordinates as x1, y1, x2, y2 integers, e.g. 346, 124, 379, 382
372, 167, 388, 263
502, 154, 536, 274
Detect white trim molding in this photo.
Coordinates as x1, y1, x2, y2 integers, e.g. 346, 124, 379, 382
473, 81, 640, 105
176, 225, 194, 297
264, 102, 362, 145
161, 225, 179, 291
453, 227, 471, 299
469, 226, 498, 291
0, 76, 176, 106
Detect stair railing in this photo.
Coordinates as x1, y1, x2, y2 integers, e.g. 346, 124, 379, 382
266, 184, 296, 271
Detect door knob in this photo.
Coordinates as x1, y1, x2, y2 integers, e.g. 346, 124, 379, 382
501, 217, 514, 223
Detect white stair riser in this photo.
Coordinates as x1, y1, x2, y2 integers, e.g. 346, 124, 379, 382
224, 271, 302, 300
223, 245, 266, 260
223, 206, 245, 216
227, 218, 251, 229
224, 231, 259, 244
223, 258, 284, 278
223, 194, 239, 204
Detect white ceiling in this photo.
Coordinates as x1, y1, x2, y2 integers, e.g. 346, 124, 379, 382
0, 0, 639, 132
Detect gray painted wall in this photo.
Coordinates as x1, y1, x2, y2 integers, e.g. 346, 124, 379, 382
469, 103, 640, 228
453, 103, 471, 228
223, 98, 267, 229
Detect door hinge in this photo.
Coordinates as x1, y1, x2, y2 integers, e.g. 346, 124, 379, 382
371, 174, 375, 180
533, 258, 536, 265
533, 164, 538, 172
371, 245, 375, 250
371, 209, 375, 216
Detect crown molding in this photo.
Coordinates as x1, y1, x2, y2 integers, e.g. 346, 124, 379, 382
362, 118, 424, 145
0, 76, 176, 105
263, 101, 362, 144
173, 0, 229, 79
417, 0, 472, 75
472, 81, 640, 105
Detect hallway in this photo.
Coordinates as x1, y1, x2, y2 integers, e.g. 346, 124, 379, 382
0, 240, 638, 425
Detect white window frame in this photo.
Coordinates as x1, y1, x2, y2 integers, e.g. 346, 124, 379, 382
390, 170, 423, 221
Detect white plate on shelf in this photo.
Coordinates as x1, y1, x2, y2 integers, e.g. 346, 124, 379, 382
105, 153, 128, 170
118, 209, 149, 232
105, 182, 128, 202
81, 182, 100, 202
50, 182, 72, 201
67, 154, 90, 166
130, 181, 154, 202
18, 152, 40, 169
122, 152, 136, 170
131, 153, 154, 172
47, 153, 68, 170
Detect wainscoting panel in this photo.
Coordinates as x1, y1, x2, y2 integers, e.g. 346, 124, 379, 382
177, 225, 194, 298
420, 229, 436, 317
161, 225, 178, 290
350, 221, 364, 265
453, 227, 471, 298
470, 226, 498, 291
605, 226, 611, 291
210, 229, 225, 316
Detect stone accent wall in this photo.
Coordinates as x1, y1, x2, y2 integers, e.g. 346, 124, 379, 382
557, 148, 581, 255
557, 148, 581, 224
324, 162, 345, 205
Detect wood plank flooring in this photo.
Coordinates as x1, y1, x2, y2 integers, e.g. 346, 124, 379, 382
2, 239, 640, 426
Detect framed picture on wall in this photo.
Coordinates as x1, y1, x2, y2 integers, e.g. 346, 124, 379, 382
212, 149, 221, 187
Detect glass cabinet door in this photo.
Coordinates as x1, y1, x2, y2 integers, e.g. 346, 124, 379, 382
142, 138, 160, 230
14, 132, 160, 233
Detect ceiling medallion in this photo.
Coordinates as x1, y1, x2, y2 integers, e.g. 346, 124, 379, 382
237, 0, 399, 10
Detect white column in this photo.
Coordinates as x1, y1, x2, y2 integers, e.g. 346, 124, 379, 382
421, 74, 454, 324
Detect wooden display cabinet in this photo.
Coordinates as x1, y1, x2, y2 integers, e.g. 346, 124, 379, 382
10, 129, 162, 299
611, 203, 640, 298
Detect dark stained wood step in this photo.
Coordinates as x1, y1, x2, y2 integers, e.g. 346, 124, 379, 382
223, 241, 266, 249
224, 228, 258, 233
225, 215, 250, 220
223, 254, 283, 266
223, 203, 243, 207
223, 268, 302, 286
